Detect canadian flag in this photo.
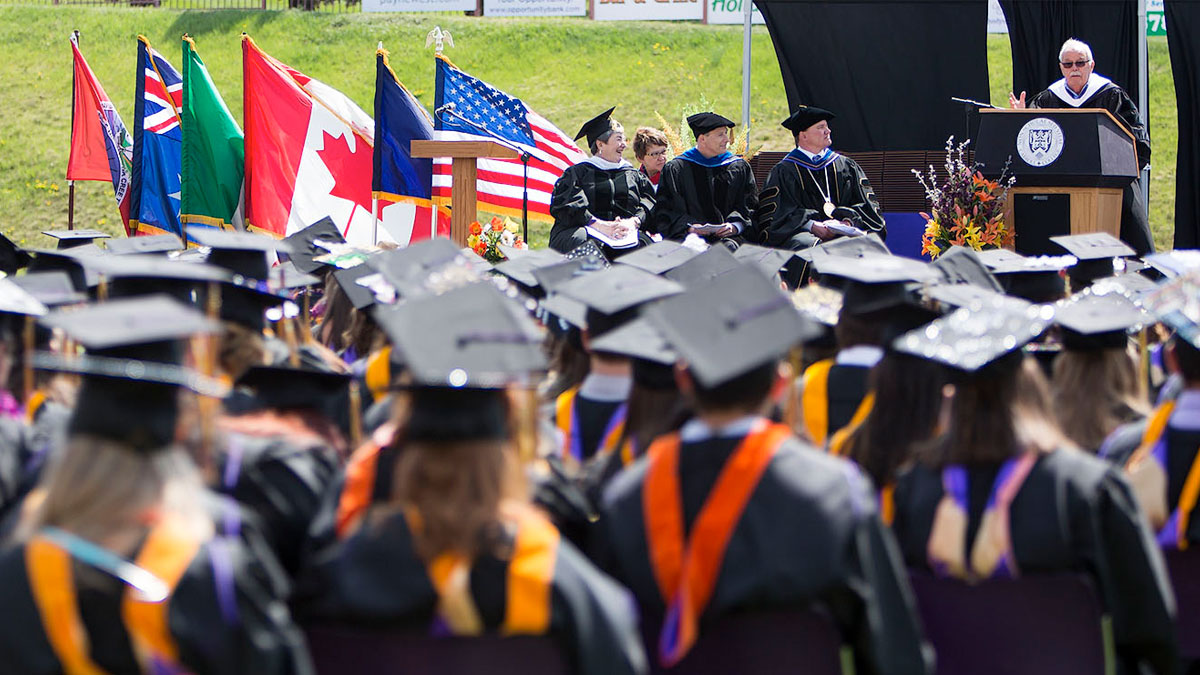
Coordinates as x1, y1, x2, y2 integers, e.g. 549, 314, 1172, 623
242, 36, 391, 245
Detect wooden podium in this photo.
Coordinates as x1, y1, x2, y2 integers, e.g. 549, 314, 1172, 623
975, 108, 1138, 256
411, 140, 520, 246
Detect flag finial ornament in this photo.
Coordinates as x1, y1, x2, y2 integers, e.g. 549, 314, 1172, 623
425, 27, 453, 55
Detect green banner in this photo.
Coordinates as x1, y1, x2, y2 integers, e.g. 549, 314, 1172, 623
180, 36, 244, 230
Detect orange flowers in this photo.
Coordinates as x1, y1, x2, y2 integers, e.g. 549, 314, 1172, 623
912, 137, 1016, 259
489, 216, 505, 233
469, 221, 483, 236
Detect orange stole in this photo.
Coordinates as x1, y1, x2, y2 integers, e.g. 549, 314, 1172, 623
336, 422, 398, 539
422, 504, 559, 635
26, 515, 202, 674
642, 421, 791, 665
800, 359, 833, 445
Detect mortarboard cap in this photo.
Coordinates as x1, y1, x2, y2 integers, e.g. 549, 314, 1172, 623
105, 234, 184, 256
27, 246, 109, 291
796, 233, 890, 263
781, 105, 836, 134
924, 283, 1031, 313
892, 299, 1055, 373
575, 106, 619, 148
11, 271, 86, 307
813, 252, 939, 286
686, 112, 736, 138
616, 240, 699, 275
1089, 272, 1160, 302
332, 264, 379, 310
732, 243, 795, 278
664, 244, 742, 286
491, 248, 568, 295
931, 246, 1003, 291
588, 315, 677, 365
791, 284, 843, 327
1143, 250, 1200, 280
1055, 291, 1148, 351
189, 228, 291, 280
233, 364, 352, 413
267, 261, 322, 293
38, 295, 224, 451
0, 277, 47, 317
978, 250, 1073, 303
540, 293, 589, 330
531, 257, 608, 295
0, 232, 31, 276
555, 263, 684, 314
565, 240, 610, 262
375, 282, 546, 389
42, 229, 110, 250
366, 238, 474, 297
86, 254, 230, 304
282, 217, 347, 274
1051, 232, 1134, 287
647, 264, 820, 387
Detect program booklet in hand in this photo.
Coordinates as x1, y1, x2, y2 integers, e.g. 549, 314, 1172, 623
586, 224, 640, 249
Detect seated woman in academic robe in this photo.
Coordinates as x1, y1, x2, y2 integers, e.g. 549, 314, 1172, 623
548, 108, 655, 260
888, 305, 1177, 675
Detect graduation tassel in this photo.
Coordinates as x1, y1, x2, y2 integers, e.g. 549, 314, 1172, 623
281, 310, 301, 368
1139, 326, 1150, 396
300, 290, 314, 343
197, 281, 223, 473
348, 380, 363, 449
22, 315, 34, 407
517, 385, 538, 466
783, 346, 805, 432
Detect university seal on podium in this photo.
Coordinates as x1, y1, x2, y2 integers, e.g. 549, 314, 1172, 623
1016, 117, 1065, 168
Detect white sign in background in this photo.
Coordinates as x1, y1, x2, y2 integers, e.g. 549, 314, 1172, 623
593, 0, 703, 22
362, 0, 475, 12
706, 0, 763, 25
485, 0, 586, 17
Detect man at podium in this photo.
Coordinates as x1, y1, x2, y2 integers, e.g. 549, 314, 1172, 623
1009, 38, 1153, 254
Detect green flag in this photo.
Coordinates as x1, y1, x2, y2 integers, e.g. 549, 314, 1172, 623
180, 36, 244, 230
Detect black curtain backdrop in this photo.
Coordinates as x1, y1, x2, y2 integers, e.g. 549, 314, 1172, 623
1168, 0, 1200, 248
755, 0, 990, 152
999, 0, 1140, 106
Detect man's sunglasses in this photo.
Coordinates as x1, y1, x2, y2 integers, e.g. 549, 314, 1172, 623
1060, 60, 1091, 68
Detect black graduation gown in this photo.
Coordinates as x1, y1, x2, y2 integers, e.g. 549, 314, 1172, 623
646, 156, 758, 244
0, 494, 313, 675
1101, 413, 1200, 546
754, 155, 886, 249
801, 359, 872, 447
1029, 82, 1154, 254
212, 430, 340, 576
891, 449, 1177, 675
556, 394, 624, 465
596, 432, 933, 675
294, 504, 648, 675
548, 162, 656, 257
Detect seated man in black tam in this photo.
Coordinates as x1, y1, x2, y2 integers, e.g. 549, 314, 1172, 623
646, 112, 757, 249
754, 106, 885, 260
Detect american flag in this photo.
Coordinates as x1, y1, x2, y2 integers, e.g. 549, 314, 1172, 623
433, 56, 585, 222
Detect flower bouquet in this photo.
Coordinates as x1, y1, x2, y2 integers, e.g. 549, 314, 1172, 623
913, 137, 1015, 259
467, 216, 526, 263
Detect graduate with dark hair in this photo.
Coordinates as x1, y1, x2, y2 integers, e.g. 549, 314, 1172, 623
596, 263, 933, 674
889, 299, 1176, 675
646, 112, 757, 247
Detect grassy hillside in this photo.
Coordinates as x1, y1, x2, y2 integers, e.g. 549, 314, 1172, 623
0, 7, 1178, 250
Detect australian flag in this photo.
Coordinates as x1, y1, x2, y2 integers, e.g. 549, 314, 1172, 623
130, 37, 183, 238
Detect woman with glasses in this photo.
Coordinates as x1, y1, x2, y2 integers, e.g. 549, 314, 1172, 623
632, 127, 669, 191
1008, 37, 1153, 255
549, 108, 655, 259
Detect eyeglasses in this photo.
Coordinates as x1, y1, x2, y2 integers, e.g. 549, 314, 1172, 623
646, 150, 668, 158
1060, 60, 1090, 68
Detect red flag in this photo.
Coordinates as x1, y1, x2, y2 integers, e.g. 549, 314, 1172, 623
243, 36, 378, 244
66, 36, 133, 232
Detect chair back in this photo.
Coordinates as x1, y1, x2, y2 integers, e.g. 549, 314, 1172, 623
305, 625, 571, 675
909, 570, 1108, 675
643, 608, 844, 675
1165, 548, 1200, 660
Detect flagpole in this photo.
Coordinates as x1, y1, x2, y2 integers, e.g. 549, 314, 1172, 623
68, 29, 79, 232
371, 195, 379, 245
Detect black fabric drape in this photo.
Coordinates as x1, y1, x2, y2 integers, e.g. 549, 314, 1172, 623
755, 0, 990, 152
999, 0, 1140, 106
1168, 0, 1200, 248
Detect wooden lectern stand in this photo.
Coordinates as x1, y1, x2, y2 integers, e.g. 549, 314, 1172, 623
975, 108, 1138, 256
410, 140, 520, 246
